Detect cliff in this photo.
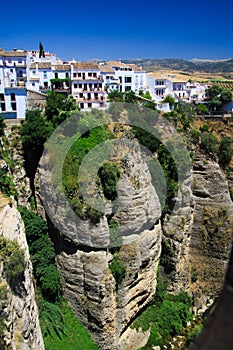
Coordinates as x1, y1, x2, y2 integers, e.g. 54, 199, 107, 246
162, 154, 233, 312
39, 139, 162, 349
0, 196, 44, 350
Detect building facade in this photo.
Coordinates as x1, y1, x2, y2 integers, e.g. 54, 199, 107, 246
0, 48, 210, 119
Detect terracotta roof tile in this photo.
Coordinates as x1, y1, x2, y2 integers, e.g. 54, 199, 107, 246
53, 64, 71, 71
72, 62, 100, 70
98, 64, 114, 73
0, 50, 28, 57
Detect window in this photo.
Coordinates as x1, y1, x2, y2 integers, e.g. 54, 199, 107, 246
79, 93, 83, 98
10, 93, 16, 101
93, 73, 97, 78
73, 73, 77, 78
74, 84, 78, 89
125, 76, 132, 83
125, 86, 131, 91
78, 73, 82, 78
0, 94, 4, 101
32, 82, 35, 87
80, 103, 84, 109
43, 71, 47, 78
44, 82, 48, 88
79, 84, 82, 88
1, 103, 6, 111
32, 70, 36, 75
88, 103, 92, 108
88, 72, 92, 77
10, 69, 13, 73
11, 102, 17, 111
65, 72, 69, 78
55, 73, 58, 78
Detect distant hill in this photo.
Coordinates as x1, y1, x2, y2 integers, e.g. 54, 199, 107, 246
122, 58, 233, 76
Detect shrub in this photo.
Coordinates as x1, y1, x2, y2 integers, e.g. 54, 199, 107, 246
0, 236, 25, 290
109, 256, 126, 289
200, 132, 218, 155
218, 136, 233, 167
98, 162, 120, 201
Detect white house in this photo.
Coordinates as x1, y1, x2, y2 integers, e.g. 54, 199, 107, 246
28, 62, 53, 92
0, 49, 28, 118
105, 61, 147, 93
71, 62, 106, 110
51, 64, 71, 95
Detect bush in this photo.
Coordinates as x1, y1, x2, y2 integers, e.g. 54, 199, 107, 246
109, 256, 126, 289
0, 236, 25, 290
132, 270, 193, 349
218, 136, 233, 167
200, 132, 218, 155
19, 207, 60, 302
98, 162, 120, 201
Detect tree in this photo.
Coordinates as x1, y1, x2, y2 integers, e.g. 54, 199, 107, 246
218, 136, 233, 167
39, 42, 45, 58
200, 131, 218, 155
205, 83, 232, 112
163, 95, 176, 106
108, 90, 124, 102
20, 110, 53, 180
45, 91, 65, 121
196, 103, 209, 115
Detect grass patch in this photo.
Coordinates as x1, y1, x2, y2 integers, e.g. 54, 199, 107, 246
43, 299, 99, 350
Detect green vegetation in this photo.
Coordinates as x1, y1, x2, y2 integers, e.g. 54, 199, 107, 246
43, 299, 99, 350
98, 162, 120, 200
200, 131, 218, 155
0, 236, 25, 291
0, 167, 18, 198
132, 271, 193, 349
63, 125, 114, 222
109, 255, 126, 289
18, 207, 60, 302
218, 136, 233, 168
19, 206, 98, 348
205, 83, 232, 111
0, 115, 6, 137
20, 110, 53, 180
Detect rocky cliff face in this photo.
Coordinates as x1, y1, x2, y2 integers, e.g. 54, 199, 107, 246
0, 198, 44, 350
39, 140, 162, 349
188, 156, 233, 309
162, 154, 233, 311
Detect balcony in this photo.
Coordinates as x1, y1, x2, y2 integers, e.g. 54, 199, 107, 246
15, 62, 27, 68
72, 76, 103, 82
4, 79, 26, 88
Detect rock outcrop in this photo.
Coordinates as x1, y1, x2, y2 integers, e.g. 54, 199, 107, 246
162, 154, 233, 311
0, 197, 44, 350
39, 139, 162, 349
188, 156, 233, 309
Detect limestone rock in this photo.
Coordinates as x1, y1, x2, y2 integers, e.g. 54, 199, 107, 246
0, 201, 44, 350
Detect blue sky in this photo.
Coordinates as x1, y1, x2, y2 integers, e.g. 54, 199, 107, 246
1, 0, 232, 61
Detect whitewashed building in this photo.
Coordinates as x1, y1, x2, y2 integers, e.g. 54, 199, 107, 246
28, 62, 53, 92
0, 49, 28, 118
51, 64, 71, 95
71, 62, 106, 110
103, 61, 147, 93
